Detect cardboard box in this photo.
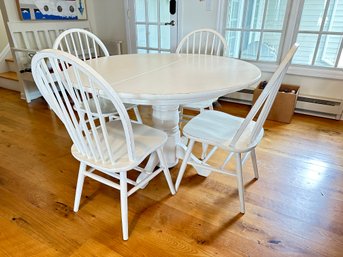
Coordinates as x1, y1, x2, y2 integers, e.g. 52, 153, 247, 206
252, 82, 300, 123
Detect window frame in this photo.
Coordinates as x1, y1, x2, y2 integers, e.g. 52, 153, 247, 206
218, 0, 343, 80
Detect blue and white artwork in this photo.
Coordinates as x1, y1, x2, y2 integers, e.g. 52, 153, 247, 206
17, 0, 87, 20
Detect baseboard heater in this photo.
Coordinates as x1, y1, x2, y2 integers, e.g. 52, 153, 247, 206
220, 89, 343, 120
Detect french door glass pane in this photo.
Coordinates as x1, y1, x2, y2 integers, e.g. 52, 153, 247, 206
259, 32, 281, 62
137, 24, 147, 47
160, 0, 169, 23
134, 0, 173, 52
264, 0, 287, 30
149, 25, 159, 48
292, 33, 319, 65
161, 25, 171, 49
315, 35, 342, 67
299, 0, 325, 31
241, 32, 261, 60
135, 0, 146, 22
225, 30, 241, 58
226, 0, 245, 28
148, 0, 158, 23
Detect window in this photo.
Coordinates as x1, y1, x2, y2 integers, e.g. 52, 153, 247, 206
224, 0, 288, 62
223, 0, 343, 75
293, 0, 343, 68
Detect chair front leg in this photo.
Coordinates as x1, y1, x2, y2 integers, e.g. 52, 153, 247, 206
235, 153, 245, 214
120, 171, 129, 240
156, 148, 176, 195
250, 148, 259, 179
74, 162, 86, 212
175, 139, 195, 191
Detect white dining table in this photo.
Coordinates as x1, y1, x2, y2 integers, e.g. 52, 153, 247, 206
83, 53, 261, 174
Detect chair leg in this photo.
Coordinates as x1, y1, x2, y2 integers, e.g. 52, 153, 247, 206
120, 171, 129, 240
235, 153, 245, 214
250, 149, 259, 179
201, 143, 209, 160
198, 107, 209, 159
133, 106, 143, 123
175, 139, 195, 191
156, 148, 176, 195
74, 162, 86, 212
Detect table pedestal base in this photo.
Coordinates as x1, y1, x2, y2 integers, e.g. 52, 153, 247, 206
152, 105, 180, 167
139, 104, 210, 190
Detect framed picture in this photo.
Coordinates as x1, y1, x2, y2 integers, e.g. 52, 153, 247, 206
16, 0, 87, 21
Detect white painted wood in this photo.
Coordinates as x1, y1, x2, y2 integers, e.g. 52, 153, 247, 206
0, 43, 11, 73
53, 28, 142, 123
71, 53, 261, 168
7, 20, 91, 102
176, 31, 224, 160
5, 59, 16, 72
175, 44, 299, 213
175, 28, 228, 126
79, 54, 261, 105
31, 49, 175, 240
176, 28, 227, 56
0, 75, 20, 91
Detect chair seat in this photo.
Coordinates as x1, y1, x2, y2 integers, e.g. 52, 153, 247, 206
182, 98, 217, 109
71, 120, 167, 171
77, 98, 136, 116
183, 110, 264, 152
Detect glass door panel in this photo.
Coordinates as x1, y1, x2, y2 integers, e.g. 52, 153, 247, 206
128, 0, 178, 53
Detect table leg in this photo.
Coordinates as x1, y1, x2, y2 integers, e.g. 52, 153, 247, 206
152, 105, 180, 168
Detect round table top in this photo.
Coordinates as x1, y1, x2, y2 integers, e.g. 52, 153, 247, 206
85, 54, 261, 105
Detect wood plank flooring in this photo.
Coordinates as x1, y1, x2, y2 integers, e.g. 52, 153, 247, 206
0, 88, 342, 257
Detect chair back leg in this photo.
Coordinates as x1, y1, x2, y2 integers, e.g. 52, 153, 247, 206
250, 149, 259, 179
133, 106, 143, 123
235, 153, 245, 213
175, 139, 195, 191
156, 148, 176, 195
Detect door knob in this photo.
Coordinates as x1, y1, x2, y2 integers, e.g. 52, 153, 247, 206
164, 20, 175, 26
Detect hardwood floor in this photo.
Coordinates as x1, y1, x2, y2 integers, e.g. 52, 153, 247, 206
0, 88, 342, 257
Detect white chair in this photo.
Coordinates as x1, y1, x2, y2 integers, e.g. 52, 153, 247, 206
31, 49, 175, 240
53, 28, 142, 123
176, 28, 227, 119
175, 44, 299, 214
176, 29, 227, 159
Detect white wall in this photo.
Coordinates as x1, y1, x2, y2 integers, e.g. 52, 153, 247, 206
179, 0, 220, 36
261, 72, 343, 100
87, 0, 128, 55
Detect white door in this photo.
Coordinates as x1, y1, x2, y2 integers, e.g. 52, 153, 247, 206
126, 0, 178, 53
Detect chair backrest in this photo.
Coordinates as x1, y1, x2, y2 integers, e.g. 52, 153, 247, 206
31, 49, 135, 164
176, 29, 227, 56
230, 43, 299, 149
53, 28, 109, 61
